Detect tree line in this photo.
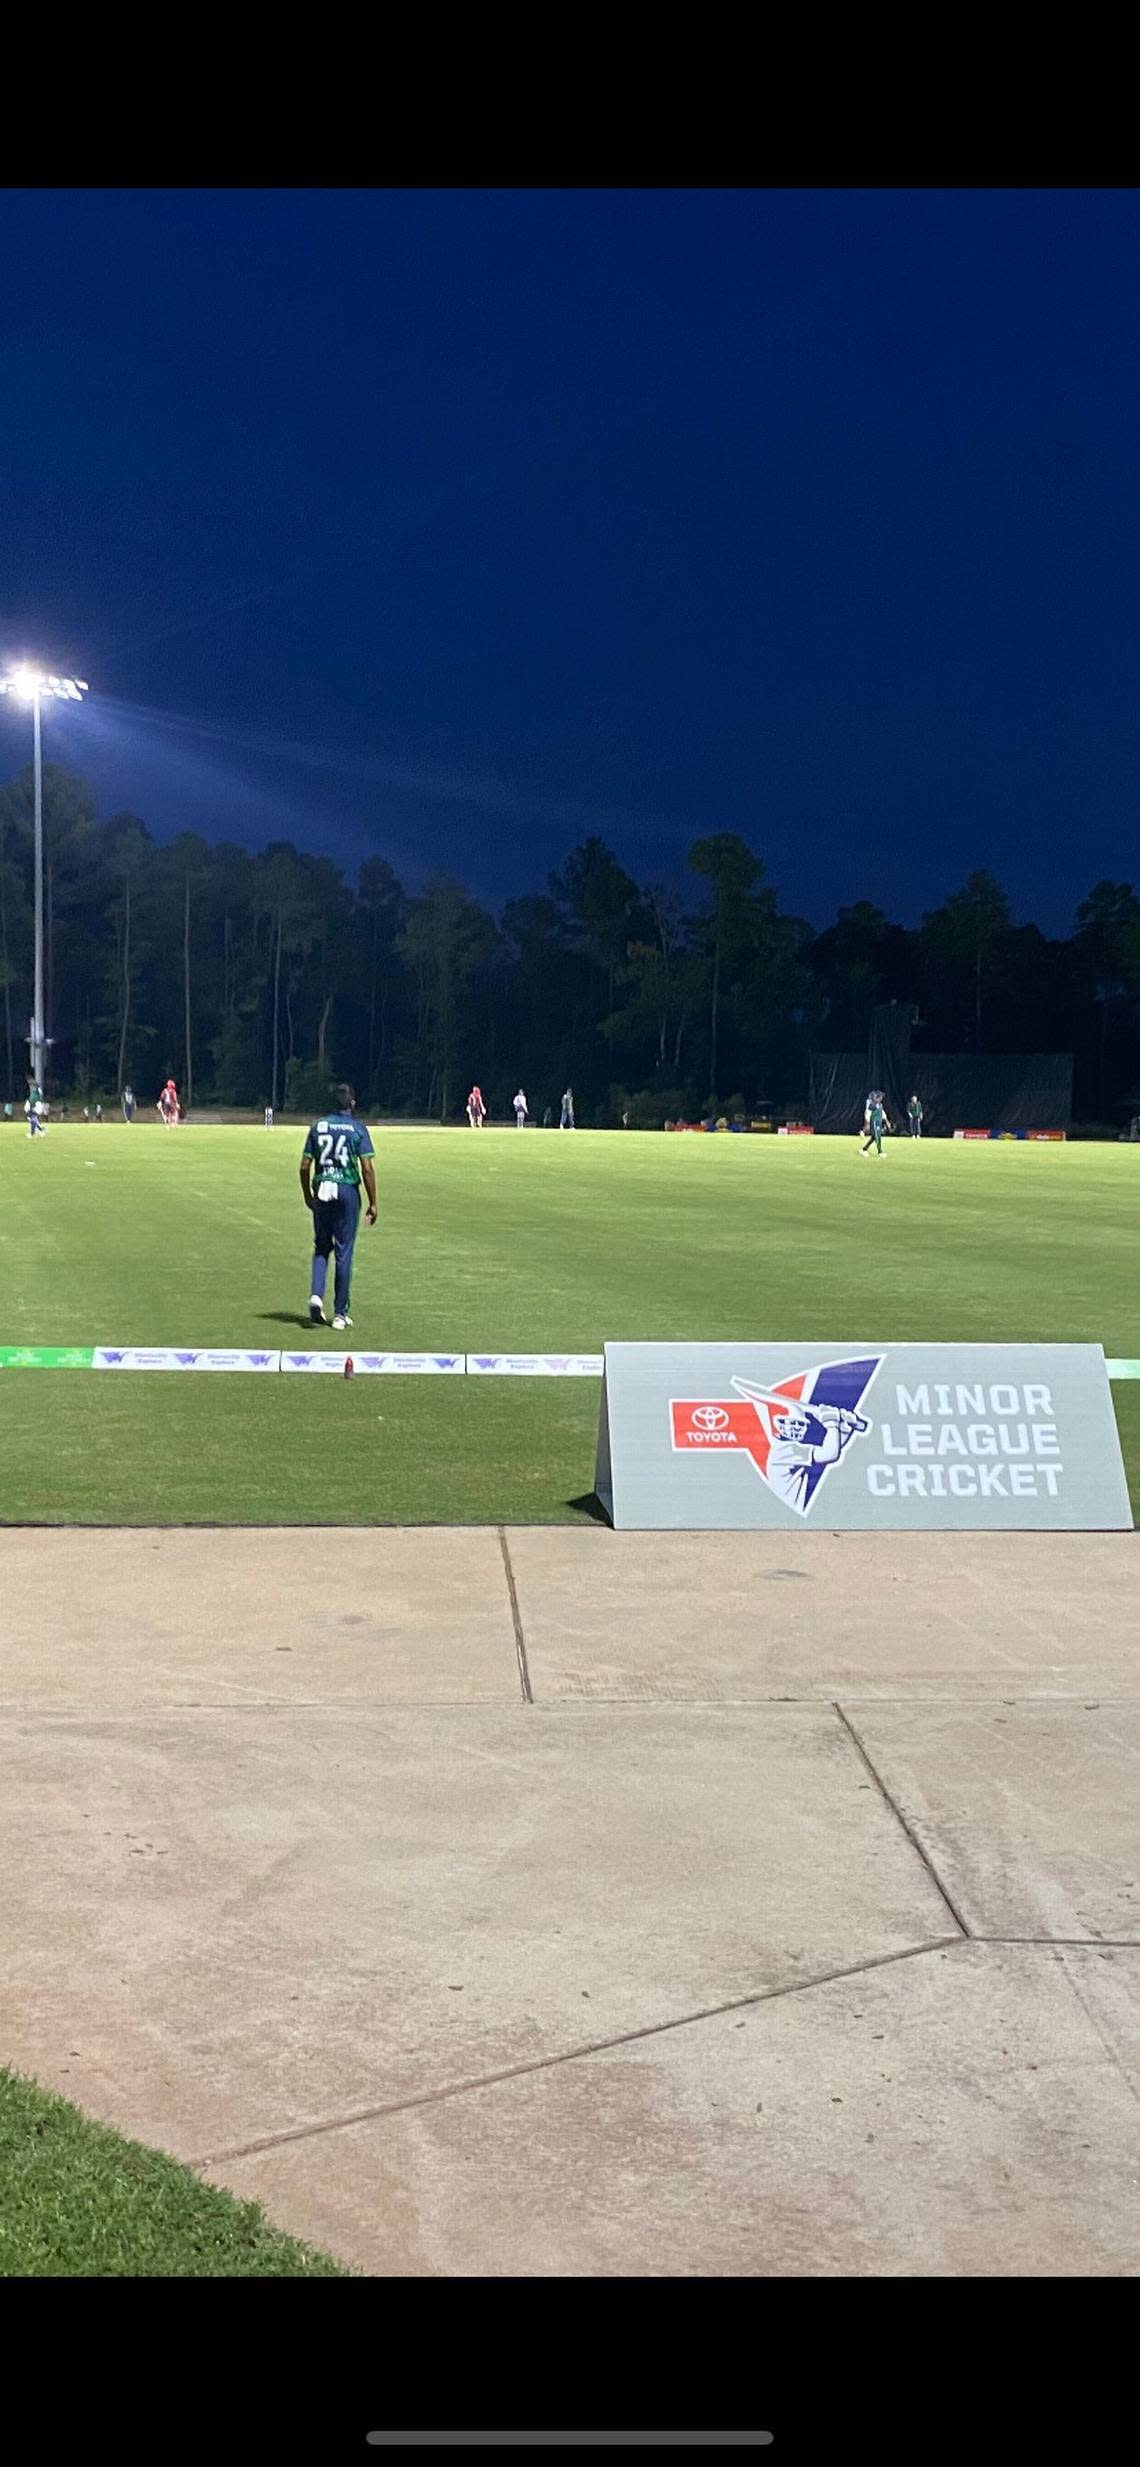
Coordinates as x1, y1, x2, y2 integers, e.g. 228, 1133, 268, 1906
1, 761, 1138, 1125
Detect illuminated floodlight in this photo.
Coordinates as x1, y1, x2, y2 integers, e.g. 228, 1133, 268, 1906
1, 666, 88, 703
1, 660, 88, 1091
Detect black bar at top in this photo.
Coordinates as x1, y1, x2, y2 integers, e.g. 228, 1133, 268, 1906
365, 2439, 774, 2450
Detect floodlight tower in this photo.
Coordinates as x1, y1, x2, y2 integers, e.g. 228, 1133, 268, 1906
0, 665, 88, 1089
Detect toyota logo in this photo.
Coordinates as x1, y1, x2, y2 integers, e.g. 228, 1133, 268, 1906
692, 1404, 730, 1430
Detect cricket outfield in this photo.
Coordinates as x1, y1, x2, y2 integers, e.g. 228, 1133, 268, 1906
2, 1124, 1138, 2280
0, 1122, 1137, 1523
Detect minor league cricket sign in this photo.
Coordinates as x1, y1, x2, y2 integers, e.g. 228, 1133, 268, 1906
594, 1342, 1131, 1530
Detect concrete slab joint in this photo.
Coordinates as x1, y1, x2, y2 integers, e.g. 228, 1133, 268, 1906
1, 1523, 1138, 2276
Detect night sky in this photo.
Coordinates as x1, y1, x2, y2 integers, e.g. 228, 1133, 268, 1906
2, 187, 1139, 931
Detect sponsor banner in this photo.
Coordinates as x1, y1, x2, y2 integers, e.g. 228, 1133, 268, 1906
953, 1129, 990, 1140
1028, 1130, 1066, 1141
280, 1351, 464, 1374
595, 1341, 1131, 1531
466, 1352, 604, 1377
0, 1346, 96, 1370
93, 1348, 280, 1371
777, 1124, 814, 1136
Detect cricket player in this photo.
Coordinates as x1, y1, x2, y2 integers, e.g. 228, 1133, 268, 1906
265, 1106, 274, 1129
122, 1084, 135, 1123
861, 1094, 891, 1155
299, 1082, 377, 1331
24, 1083, 47, 1139
560, 1086, 575, 1129
907, 1093, 923, 1138
733, 1382, 865, 1512
467, 1084, 486, 1128
513, 1088, 528, 1129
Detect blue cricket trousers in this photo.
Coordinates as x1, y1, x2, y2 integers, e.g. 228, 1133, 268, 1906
310, 1183, 361, 1318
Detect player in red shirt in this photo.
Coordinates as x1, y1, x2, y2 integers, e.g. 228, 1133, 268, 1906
466, 1084, 486, 1128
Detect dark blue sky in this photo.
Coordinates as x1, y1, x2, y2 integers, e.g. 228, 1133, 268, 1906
2, 188, 1138, 931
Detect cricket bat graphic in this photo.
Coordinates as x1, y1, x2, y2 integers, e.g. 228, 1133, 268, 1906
730, 1376, 870, 1432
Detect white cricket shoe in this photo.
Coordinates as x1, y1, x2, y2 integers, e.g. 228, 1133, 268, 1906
308, 1296, 326, 1325
332, 1314, 353, 1332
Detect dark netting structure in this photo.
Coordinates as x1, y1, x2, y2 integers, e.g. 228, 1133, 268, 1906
809, 1007, 1073, 1135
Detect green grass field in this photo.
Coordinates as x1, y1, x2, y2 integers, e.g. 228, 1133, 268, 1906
0, 2066, 344, 2276
0, 1122, 1136, 1522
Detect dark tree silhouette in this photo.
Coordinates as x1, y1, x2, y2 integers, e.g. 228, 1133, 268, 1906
0, 761, 1132, 1126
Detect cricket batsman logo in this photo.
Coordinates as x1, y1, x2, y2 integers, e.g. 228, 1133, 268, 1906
670, 1355, 882, 1516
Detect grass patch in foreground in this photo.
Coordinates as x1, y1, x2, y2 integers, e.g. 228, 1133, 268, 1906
0, 2067, 346, 2277
0, 1124, 1135, 1522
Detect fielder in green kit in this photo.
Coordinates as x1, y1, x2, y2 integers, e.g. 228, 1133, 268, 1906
299, 1083, 377, 1331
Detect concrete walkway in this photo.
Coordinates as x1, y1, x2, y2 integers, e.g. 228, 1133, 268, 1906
1, 1527, 1137, 2274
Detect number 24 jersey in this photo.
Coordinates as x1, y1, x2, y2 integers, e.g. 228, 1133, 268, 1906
302, 1114, 375, 1189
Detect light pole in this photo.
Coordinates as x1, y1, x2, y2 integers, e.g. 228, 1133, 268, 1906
0, 665, 88, 1090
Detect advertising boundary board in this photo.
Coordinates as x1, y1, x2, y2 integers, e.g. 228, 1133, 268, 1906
280, 1352, 464, 1375
2, 1347, 1139, 1386
594, 1341, 1132, 1532
0, 1347, 97, 1369
92, 1348, 281, 1372
466, 1354, 604, 1376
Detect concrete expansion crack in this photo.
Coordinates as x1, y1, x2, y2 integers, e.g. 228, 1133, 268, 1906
834, 1700, 971, 1938
498, 1527, 532, 1703
196, 1933, 959, 2167
1051, 1943, 1140, 2109
971, 1934, 1140, 1946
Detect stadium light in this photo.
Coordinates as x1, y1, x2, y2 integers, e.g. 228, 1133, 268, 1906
0, 664, 88, 1090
